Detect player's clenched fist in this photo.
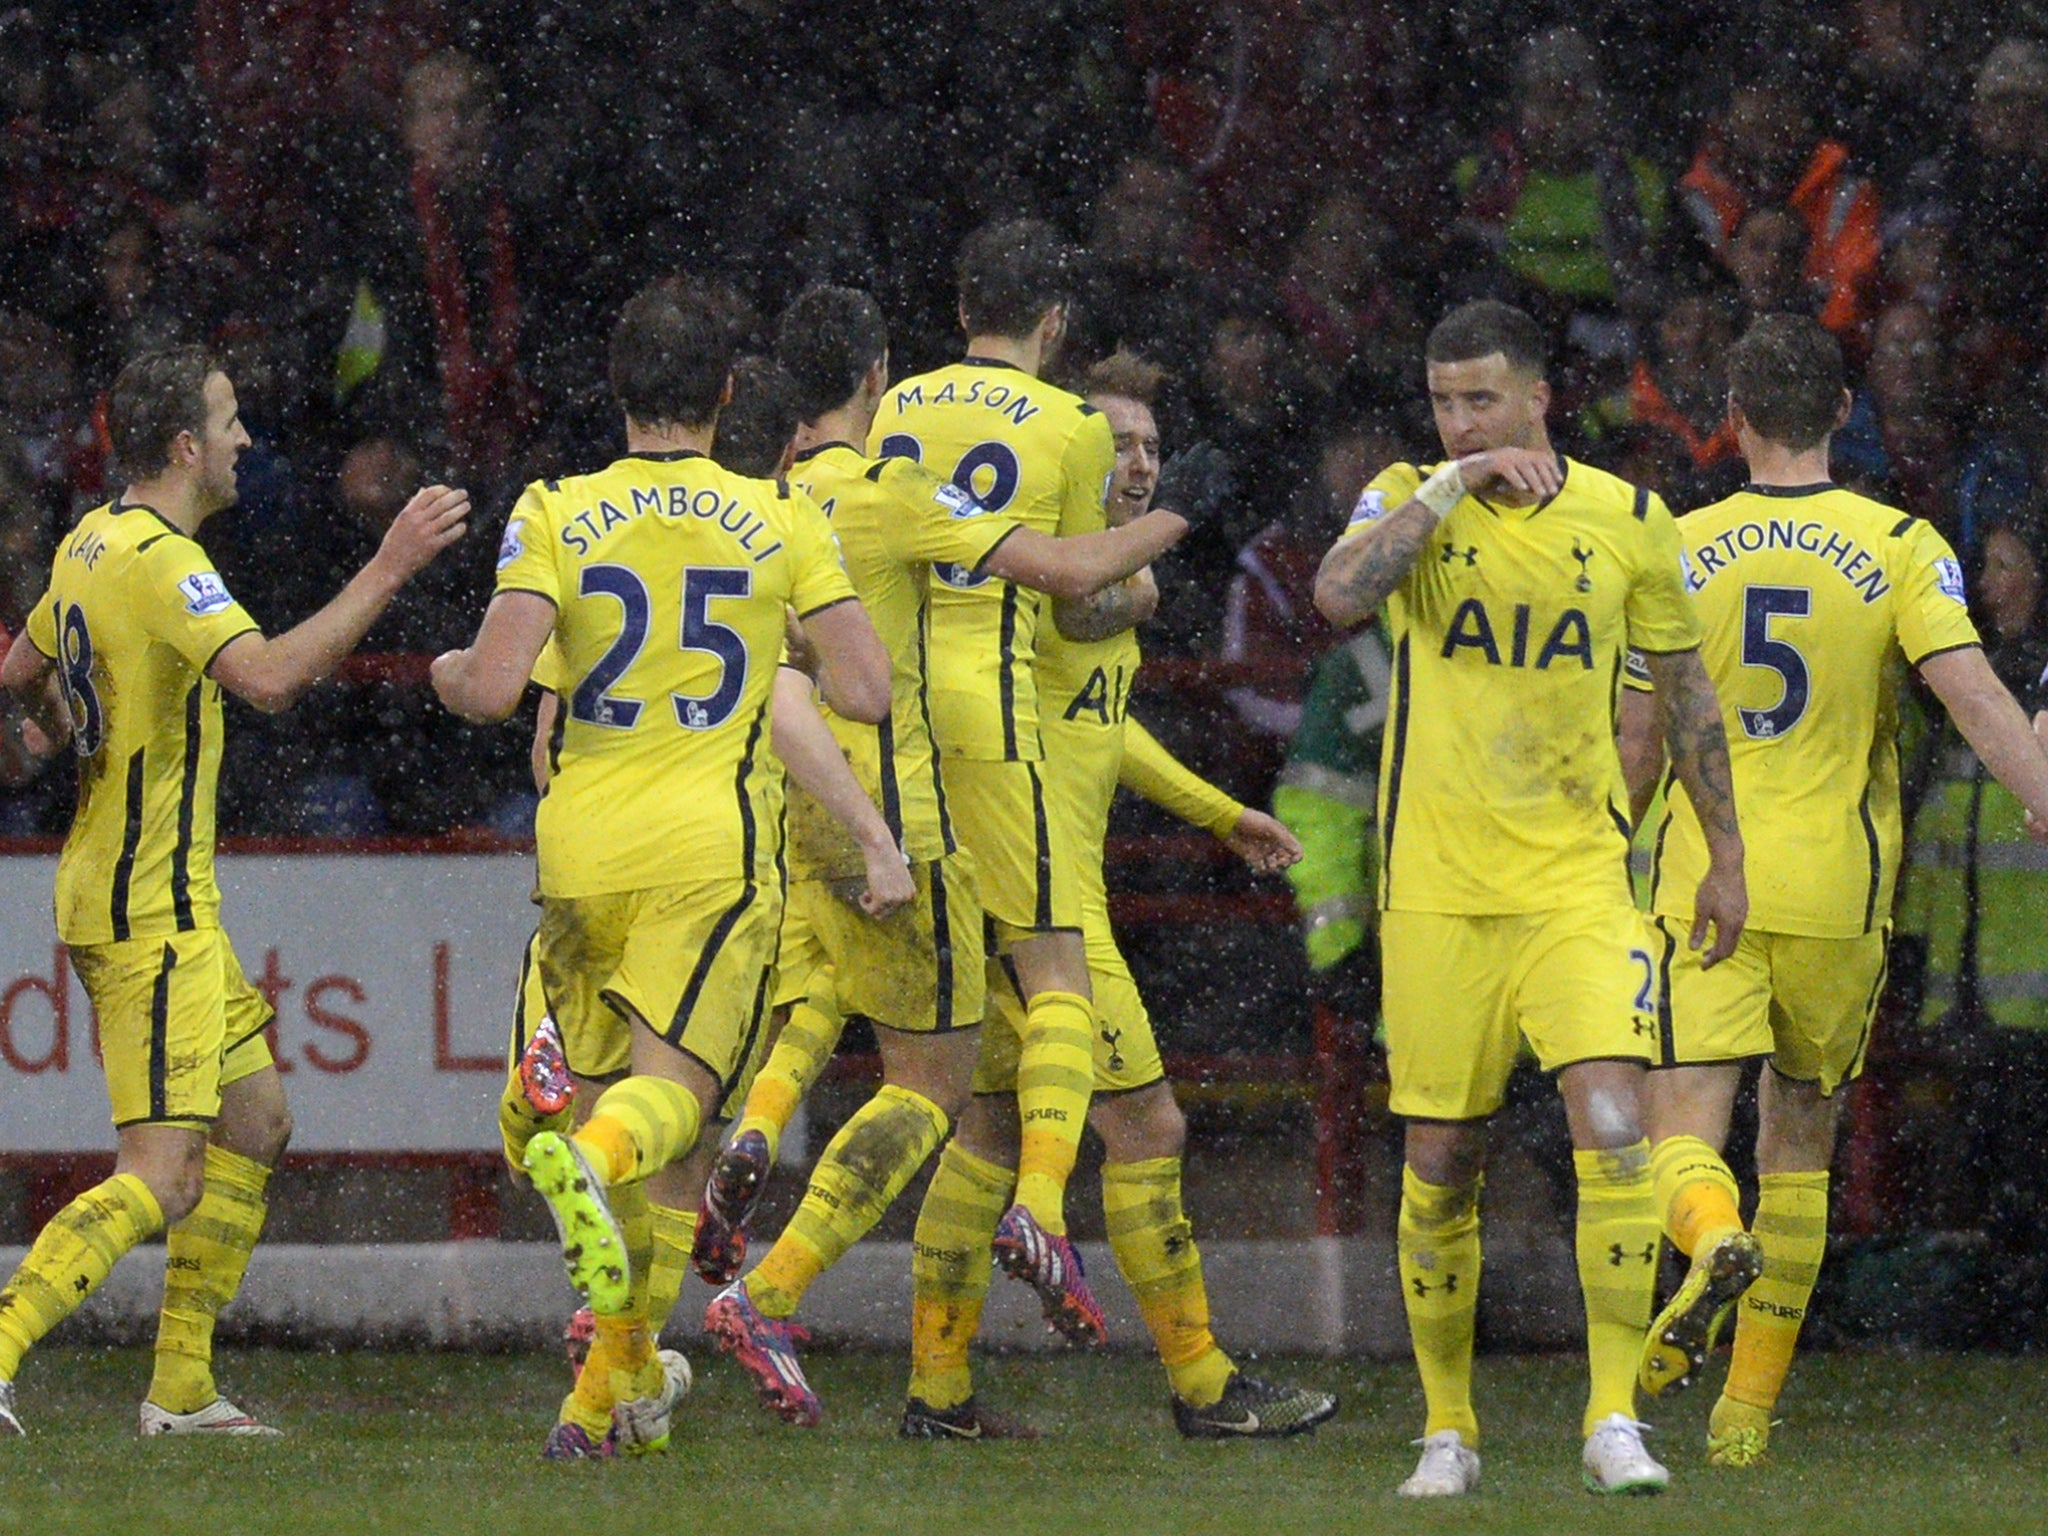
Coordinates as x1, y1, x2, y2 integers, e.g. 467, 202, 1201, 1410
376, 484, 471, 582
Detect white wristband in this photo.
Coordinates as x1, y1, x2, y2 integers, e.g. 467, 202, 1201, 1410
1414, 461, 1467, 522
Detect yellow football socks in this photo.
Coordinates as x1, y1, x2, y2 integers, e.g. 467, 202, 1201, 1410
573, 1075, 701, 1187
645, 1203, 698, 1340
1102, 1157, 1233, 1408
1652, 1134, 1745, 1257
1397, 1164, 1483, 1441
0, 1174, 164, 1380
749, 1086, 949, 1319
497, 1060, 570, 1174
148, 1146, 271, 1414
1013, 990, 1095, 1235
1575, 1140, 1660, 1436
1723, 1170, 1829, 1414
909, 1141, 1014, 1411
563, 1180, 654, 1429
735, 995, 846, 1165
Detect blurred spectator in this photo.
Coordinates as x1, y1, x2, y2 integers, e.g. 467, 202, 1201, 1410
1591, 287, 1744, 510
1680, 75, 1883, 341
1076, 153, 1216, 385
1221, 417, 1399, 740
1920, 40, 2048, 345
1831, 0, 1948, 193
1453, 27, 1669, 357
1835, 302, 1959, 531
1724, 206, 1815, 321
1278, 190, 1419, 401
1895, 502, 2048, 1326
0, 312, 98, 523
334, 49, 542, 491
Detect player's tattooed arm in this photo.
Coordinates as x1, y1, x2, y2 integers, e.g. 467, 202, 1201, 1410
1641, 646, 1747, 965
1312, 501, 1437, 628
1053, 568, 1158, 642
1315, 451, 1562, 628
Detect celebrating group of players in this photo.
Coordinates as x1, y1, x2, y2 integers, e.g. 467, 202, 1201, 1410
7, 211, 2048, 1497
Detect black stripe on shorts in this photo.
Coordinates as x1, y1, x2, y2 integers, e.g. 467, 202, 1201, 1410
666, 883, 758, 1046
149, 941, 178, 1120
110, 748, 146, 941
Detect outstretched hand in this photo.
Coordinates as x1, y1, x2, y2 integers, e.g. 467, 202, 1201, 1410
1224, 808, 1303, 874
376, 484, 471, 584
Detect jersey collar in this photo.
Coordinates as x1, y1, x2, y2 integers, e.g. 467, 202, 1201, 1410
960, 355, 1023, 372
110, 496, 184, 537
618, 448, 707, 464
1743, 481, 1835, 498
791, 441, 858, 464
1473, 451, 1569, 519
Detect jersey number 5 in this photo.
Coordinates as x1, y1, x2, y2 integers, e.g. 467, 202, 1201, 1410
571, 564, 751, 732
1738, 585, 1812, 740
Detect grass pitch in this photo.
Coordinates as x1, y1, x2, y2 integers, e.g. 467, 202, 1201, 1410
1, 1346, 2043, 1535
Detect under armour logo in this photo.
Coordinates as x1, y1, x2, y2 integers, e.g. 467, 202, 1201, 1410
1632, 1016, 1656, 1038
1164, 1233, 1189, 1257
1441, 544, 1479, 567
74, 1275, 92, 1295
1609, 1242, 1657, 1267
1411, 1272, 1460, 1297
1571, 540, 1595, 592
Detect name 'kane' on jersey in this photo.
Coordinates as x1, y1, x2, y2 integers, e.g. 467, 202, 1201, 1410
495, 449, 855, 899
1635, 484, 1978, 938
1343, 457, 1702, 915
25, 500, 261, 946
867, 358, 1115, 762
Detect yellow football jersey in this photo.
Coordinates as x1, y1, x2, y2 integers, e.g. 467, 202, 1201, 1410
23, 499, 260, 945
1036, 622, 1140, 886
1342, 456, 1701, 915
495, 450, 856, 898
781, 441, 1022, 880
1633, 484, 1978, 937
867, 358, 1115, 762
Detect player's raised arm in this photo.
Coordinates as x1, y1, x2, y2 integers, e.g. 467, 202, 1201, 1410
988, 516, 1184, 605
770, 666, 913, 916
1314, 449, 1563, 628
213, 483, 470, 713
1637, 647, 1746, 963
431, 590, 555, 723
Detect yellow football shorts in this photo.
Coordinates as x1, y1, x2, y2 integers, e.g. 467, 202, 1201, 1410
1380, 905, 1658, 1120
71, 927, 276, 1130
1649, 915, 1888, 1096
784, 853, 985, 1034
537, 878, 781, 1100
770, 881, 829, 1013
943, 757, 1085, 947
974, 908, 1164, 1095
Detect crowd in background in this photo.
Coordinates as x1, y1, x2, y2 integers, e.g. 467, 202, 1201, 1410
5, 1, 2048, 1291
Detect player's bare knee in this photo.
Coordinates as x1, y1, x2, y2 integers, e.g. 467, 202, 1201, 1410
1405, 1122, 1486, 1188
955, 1092, 1020, 1166
1092, 1083, 1184, 1162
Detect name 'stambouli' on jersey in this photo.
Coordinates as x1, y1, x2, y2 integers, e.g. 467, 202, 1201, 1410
495, 449, 855, 898
1342, 456, 1701, 915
